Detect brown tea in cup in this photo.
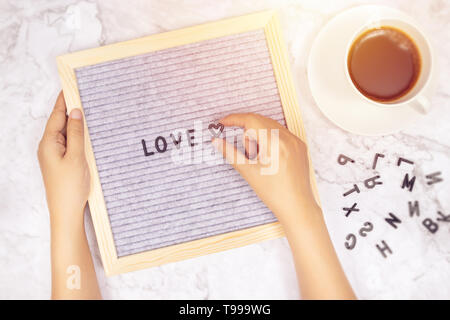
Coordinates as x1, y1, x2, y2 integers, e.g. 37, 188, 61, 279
347, 26, 421, 103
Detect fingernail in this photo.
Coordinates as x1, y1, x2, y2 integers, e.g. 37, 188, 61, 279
247, 139, 258, 160
70, 108, 82, 120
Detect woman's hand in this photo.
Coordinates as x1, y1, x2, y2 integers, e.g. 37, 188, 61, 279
211, 113, 318, 226
38, 92, 100, 300
212, 113, 355, 299
38, 92, 90, 226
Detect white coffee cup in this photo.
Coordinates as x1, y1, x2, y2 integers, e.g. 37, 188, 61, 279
344, 18, 434, 114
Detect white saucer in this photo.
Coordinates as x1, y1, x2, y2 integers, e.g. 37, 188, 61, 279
307, 5, 434, 136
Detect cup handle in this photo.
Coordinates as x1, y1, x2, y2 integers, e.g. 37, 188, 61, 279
410, 94, 431, 114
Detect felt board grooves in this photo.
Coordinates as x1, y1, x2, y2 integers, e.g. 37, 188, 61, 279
57, 11, 316, 275
93, 106, 281, 163
75, 29, 285, 257
76, 31, 267, 77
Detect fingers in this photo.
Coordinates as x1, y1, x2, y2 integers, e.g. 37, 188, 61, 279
244, 134, 258, 160
220, 113, 255, 128
212, 138, 259, 179
44, 91, 67, 137
220, 113, 284, 131
220, 113, 283, 162
65, 109, 85, 159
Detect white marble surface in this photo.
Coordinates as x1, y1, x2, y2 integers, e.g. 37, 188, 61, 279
0, 0, 449, 299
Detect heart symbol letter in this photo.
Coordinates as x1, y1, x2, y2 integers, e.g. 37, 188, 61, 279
208, 123, 224, 138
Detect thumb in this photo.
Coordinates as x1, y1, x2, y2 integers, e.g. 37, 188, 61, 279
66, 108, 85, 159
211, 138, 259, 180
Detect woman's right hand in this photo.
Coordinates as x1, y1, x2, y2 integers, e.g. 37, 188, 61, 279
211, 113, 319, 226
213, 113, 356, 300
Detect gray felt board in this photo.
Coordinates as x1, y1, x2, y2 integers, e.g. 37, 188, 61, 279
75, 29, 286, 257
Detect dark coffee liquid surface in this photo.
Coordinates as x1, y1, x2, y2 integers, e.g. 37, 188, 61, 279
348, 26, 421, 102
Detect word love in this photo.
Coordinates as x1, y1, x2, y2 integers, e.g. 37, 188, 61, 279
141, 122, 224, 157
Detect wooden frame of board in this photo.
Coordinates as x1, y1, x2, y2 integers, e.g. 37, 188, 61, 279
57, 10, 318, 276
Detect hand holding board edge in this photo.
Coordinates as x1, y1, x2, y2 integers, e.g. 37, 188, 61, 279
56, 10, 319, 275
